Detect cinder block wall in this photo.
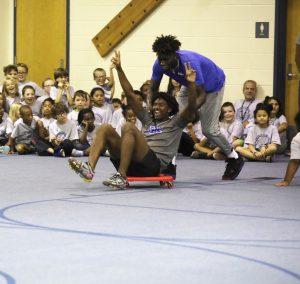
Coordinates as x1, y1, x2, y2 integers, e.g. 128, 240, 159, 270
0, 0, 275, 103
69, 0, 275, 102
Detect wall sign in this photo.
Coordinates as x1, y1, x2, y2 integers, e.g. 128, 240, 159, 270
255, 22, 269, 38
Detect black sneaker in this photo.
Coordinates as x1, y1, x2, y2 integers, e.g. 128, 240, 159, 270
161, 163, 177, 180
222, 154, 244, 180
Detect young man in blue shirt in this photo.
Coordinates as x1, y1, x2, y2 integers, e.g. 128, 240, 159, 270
150, 34, 244, 180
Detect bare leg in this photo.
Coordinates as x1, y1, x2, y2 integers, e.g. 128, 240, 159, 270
118, 122, 150, 177
15, 144, 31, 155
88, 124, 121, 170
193, 143, 214, 156
275, 159, 300, 186
236, 146, 261, 161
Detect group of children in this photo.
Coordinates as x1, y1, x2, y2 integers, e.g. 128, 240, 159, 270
0, 55, 299, 187
0, 63, 128, 158
180, 80, 289, 164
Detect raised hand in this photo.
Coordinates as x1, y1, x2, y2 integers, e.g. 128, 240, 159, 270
111, 50, 121, 69
184, 62, 196, 83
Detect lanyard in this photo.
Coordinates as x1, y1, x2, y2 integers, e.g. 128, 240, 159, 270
240, 100, 254, 121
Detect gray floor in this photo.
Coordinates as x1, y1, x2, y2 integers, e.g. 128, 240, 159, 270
0, 154, 300, 284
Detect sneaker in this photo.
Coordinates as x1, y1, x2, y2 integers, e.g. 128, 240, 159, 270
68, 157, 94, 182
71, 149, 84, 157
103, 172, 127, 189
161, 163, 177, 180
0, 146, 10, 154
190, 151, 200, 159
54, 149, 65, 158
222, 154, 245, 180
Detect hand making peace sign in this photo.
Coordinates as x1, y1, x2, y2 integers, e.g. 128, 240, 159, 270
184, 62, 196, 83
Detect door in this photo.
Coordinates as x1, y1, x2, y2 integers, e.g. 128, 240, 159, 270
285, 0, 300, 124
15, 0, 67, 87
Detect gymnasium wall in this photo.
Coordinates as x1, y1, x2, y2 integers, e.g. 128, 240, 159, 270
0, 0, 275, 103
69, 0, 275, 102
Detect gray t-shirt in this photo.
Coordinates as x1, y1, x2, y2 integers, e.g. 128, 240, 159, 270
137, 110, 187, 171
49, 119, 78, 142
234, 99, 262, 123
219, 120, 244, 144
21, 100, 42, 117
245, 124, 281, 150
11, 118, 37, 145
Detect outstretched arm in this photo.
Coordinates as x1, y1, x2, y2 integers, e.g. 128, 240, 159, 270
275, 159, 300, 186
148, 79, 161, 106
108, 64, 115, 99
180, 62, 197, 122
111, 51, 143, 115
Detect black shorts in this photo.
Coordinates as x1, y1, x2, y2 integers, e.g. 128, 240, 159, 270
110, 149, 161, 177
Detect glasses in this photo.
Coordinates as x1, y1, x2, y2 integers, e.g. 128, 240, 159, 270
18, 72, 27, 74
56, 112, 67, 117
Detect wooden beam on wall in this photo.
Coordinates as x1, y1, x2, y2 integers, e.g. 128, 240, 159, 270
92, 0, 165, 57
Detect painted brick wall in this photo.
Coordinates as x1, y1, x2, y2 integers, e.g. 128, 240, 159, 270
69, 0, 275, 102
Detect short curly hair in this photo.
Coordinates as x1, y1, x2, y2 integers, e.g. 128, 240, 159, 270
152, 35, 181, 54
151, 92, 179, 116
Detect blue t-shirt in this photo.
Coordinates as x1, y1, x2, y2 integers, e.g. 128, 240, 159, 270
151, 50, 225, 93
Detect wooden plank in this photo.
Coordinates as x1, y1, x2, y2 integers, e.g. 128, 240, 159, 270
92, 0, 165, 57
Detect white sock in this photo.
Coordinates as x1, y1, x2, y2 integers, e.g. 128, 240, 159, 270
71, 149, 84, 157
227, 149, 238, 159
172, 156, 176, 165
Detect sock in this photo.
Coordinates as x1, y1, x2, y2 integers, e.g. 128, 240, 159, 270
227, 149, 239, 159
172, 156, 176, 165
71, 149, 84, 157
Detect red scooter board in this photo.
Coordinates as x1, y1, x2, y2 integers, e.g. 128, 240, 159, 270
126, 175, 174, 188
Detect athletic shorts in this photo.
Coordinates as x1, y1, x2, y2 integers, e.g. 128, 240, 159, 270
110, 149, 161, 177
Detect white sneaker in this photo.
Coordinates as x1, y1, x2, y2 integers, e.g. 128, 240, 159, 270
0, 146, 10, 154
103, 172, 127, 189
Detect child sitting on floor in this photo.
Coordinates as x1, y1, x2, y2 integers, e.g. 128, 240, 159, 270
21, 85, 42, 116
90, 87, 112, 127
49, 102, 82, 157
75, 108, 97, 156
93, 66, 115, 103
40, 98, 55, 140
207, 102, 244, 160
7, 105, 50, 155
236, 103, 281, 162
68, 90, 88, 123
264, 96, 288, 154
115, 104, 142, 137
2, 78, 21, 112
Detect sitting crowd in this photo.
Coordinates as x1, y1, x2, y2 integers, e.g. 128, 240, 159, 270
178, 79, 289, 163
0, 58, 298, 187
